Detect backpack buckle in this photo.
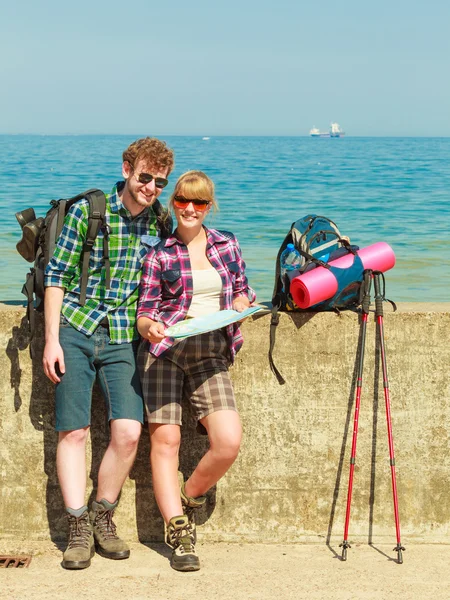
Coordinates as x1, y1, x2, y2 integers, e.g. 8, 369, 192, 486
270, 308, 280, 326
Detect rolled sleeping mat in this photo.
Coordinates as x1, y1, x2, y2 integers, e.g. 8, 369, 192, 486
290, 242, 396, 309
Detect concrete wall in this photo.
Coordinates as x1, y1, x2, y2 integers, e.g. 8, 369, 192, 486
1, 304, 449, 546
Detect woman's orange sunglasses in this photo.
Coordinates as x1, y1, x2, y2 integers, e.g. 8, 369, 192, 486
173, 196, 211, 212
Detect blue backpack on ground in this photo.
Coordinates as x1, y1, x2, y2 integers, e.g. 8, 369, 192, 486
269, 214, 365, 384
271, 214, 363, 311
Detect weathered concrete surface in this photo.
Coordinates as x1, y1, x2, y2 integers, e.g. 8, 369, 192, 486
2, 541, 450, 600
1, 304, 449, 546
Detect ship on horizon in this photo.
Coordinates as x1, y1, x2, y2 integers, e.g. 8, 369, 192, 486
310, 122, 345, 138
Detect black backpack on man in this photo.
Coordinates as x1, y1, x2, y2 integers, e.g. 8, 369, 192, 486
15, 189, 172, 348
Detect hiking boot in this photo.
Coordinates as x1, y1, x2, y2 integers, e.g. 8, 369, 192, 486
180, 483, 206, 544
62, 509, 94, 570
166, 515, 200, 572
89, 499, 130, 560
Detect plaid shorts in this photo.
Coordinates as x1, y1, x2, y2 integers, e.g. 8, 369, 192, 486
137, 329, 237, 428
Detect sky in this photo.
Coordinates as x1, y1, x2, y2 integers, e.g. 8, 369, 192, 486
1, 0, 450, 136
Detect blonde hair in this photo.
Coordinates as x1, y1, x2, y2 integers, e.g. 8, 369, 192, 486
169, 170, 218, 212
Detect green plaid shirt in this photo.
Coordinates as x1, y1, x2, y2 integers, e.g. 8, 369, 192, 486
44, 182, 160, 343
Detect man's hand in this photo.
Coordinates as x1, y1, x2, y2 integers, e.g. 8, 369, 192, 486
43, 286, 65, 383
43, 339, 65, 384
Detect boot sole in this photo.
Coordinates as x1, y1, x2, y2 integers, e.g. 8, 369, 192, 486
95, 544, 130, 560
62, 546, 95, 570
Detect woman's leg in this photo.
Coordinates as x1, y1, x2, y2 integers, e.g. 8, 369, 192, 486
184, 410, 242, 499
182, 331, 241, 500
150, 421, 200, 571
139, 343, 200, 571
138, 339, 186, 521
149, 422, 183, 522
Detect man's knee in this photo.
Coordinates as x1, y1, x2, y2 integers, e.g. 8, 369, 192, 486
58, 427, 90, 447
110, 420, 142, 453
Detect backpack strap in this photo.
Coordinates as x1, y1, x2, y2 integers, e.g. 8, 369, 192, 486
304, 230, 342, 253
372, 271, 397, 312
296, 247, 331, 269
271, 224, 296, 308
55, 200, 67, 244
21, 269, 37, 354
101, 222, 111, 291
76, 191, 170, 307
269, 225, 290, 384
268, 306, 286, 385
79, 189, 107, 306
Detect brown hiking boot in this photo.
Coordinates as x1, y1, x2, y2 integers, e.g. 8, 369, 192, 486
89, 499, 130, 560
166, 515, 200, 572
62, 510, 94, 570
180, 483, 206, 544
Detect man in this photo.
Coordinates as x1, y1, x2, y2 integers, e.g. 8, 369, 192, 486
43, 137, 175, 569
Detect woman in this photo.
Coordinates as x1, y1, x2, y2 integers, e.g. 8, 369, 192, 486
137, 171, 255, 572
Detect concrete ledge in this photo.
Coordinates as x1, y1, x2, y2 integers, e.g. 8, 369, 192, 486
1, 304, 449, 544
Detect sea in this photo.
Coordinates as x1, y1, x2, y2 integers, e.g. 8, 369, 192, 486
1, 135, 449, 304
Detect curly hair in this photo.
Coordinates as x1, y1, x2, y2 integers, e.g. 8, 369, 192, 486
122, 137, 175, 175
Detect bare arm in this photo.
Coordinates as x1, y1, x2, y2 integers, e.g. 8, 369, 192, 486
42, 286, 65, 383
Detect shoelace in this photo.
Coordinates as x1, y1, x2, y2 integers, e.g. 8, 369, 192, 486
94, 510, 118, 540
67, 515, 91, 549
170, 527, 195, 554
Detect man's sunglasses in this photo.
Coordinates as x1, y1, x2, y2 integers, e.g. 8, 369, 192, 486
173, 196, 211, 211
135, 172, 169, 189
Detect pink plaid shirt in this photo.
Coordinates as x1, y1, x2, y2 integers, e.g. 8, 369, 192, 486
137, 227, 256, 361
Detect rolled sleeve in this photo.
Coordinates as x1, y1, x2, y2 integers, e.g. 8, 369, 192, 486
232, 240, 256, 303
137, 250, 163, 322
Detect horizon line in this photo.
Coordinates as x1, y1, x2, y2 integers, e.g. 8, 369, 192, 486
1, 133, 450, 139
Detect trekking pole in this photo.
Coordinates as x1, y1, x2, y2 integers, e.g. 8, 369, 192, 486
340, 270, 373, 561
373, 271, 405, 564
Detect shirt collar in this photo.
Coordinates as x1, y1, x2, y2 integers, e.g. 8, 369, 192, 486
108, 180, 152, 220
163, 227, 228, 248
107, 182, 125, 214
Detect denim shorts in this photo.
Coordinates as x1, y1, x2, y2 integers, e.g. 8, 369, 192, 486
55, 318, 144, 431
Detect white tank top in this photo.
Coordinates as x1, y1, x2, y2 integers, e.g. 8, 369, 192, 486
187, 268, 223, 318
